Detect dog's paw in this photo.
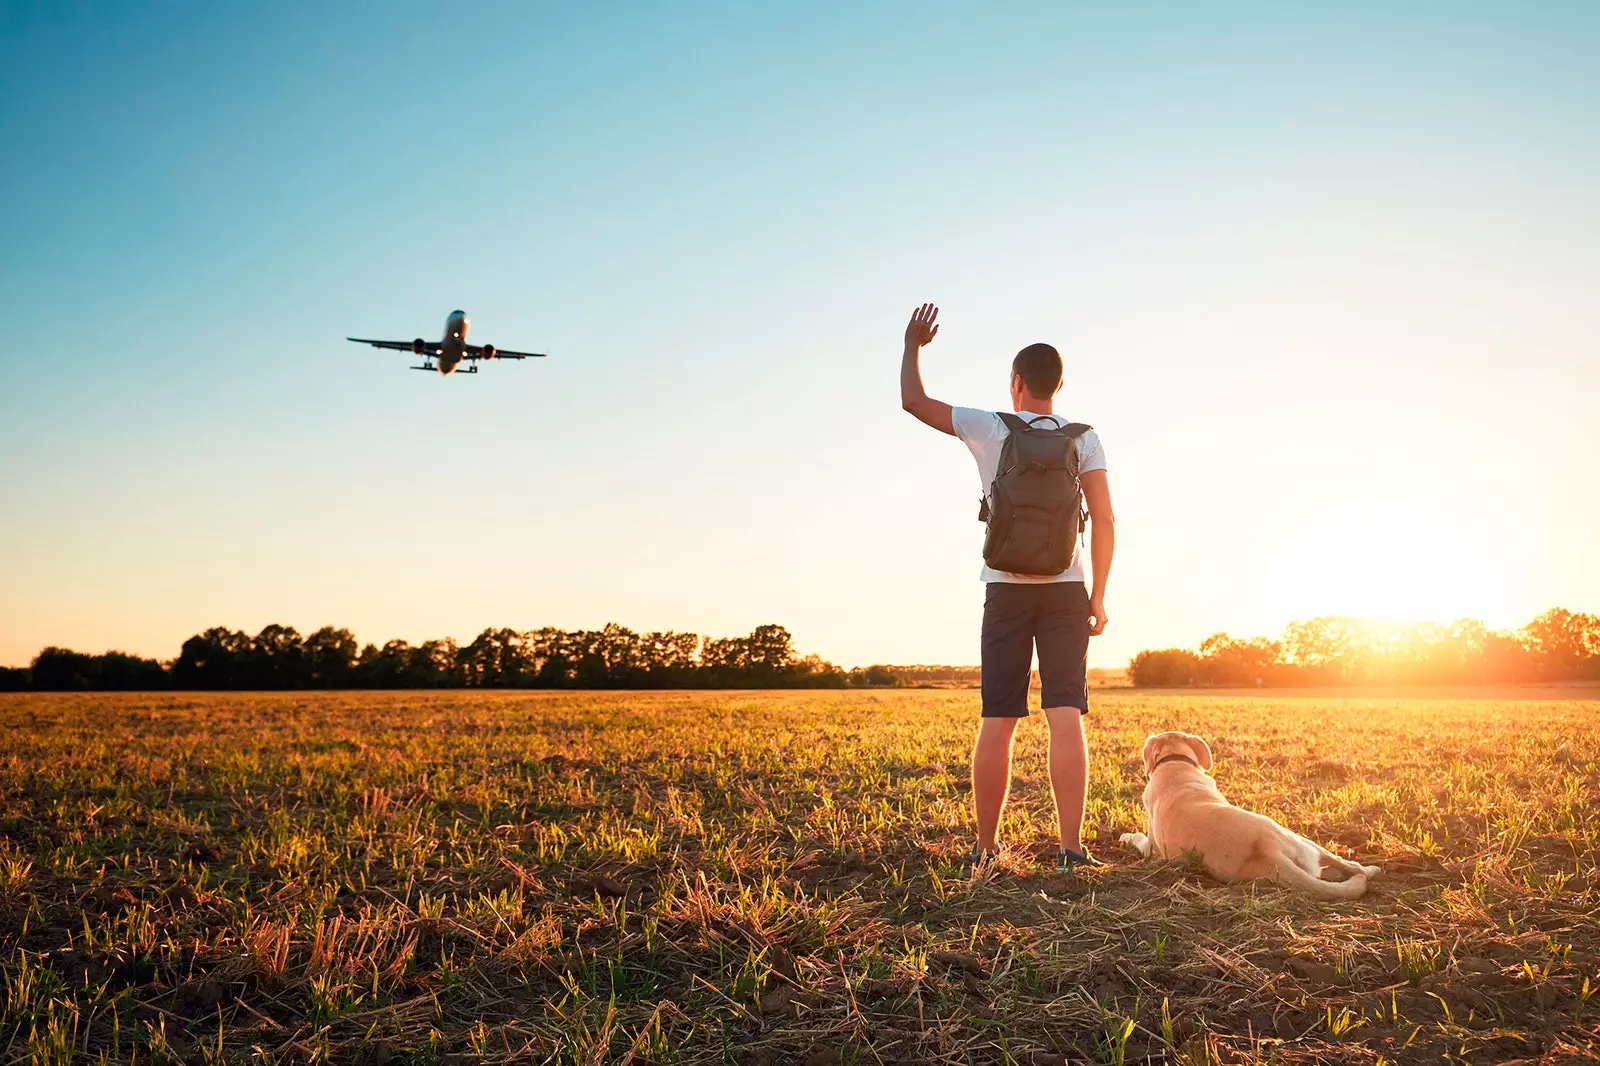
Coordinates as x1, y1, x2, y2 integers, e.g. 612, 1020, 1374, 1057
1118, 832, 1135, 844
1362, 865, 1383, 879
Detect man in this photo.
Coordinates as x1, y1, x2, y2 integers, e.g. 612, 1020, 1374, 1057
899, 303, 1114, 872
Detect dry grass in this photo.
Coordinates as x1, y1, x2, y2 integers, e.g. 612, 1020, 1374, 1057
1, 689, 1597, 1064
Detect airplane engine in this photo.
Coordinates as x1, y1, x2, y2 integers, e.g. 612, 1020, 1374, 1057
481, 344, 497, 359
411, 338, 427, 355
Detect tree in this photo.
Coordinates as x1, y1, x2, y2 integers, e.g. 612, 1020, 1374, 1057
572, 633, 612, 688
250, 624, 307, 688
1482, 630, 1534, 683
1128, 649, 1201, 687
588, 624, 645, 686
791, 654, 847, 688
459, 628, 537, 687
410, 639, 460, 688
639, 631, 701, 686
304, 626, 358, 687
1197, 633, 1281, 685
699, 636, 750, 684
30, 648, 166, 690
173, 628, 252, 688
1280, 617, 1362, 682
746, 625, 796, 678
851, 664, 899, 688
31, 647, 103, 690
1411, 619, 1492, 684
94, 651, 168, 689
354, 640, 415, 688
1522, 608, 1600, 680
524, 627, 577, 687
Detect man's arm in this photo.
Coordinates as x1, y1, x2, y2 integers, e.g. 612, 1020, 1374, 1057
1080, 468, 1114, 635
900, 303, 954, 436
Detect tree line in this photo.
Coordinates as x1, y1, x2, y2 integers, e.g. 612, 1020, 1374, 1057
0, 623, 907, 692
1128, 607, 1600, 687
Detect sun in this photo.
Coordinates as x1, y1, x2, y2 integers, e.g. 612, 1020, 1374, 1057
1269, 501, 1518, 625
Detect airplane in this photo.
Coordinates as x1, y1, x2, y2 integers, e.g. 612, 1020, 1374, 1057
347, 310, 548, 375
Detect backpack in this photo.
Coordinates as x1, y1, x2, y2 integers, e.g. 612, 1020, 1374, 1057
978, 413, 1092, 576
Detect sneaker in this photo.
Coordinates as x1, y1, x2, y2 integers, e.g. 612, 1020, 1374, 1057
1056, 847, 1104, 872
969, 846, 1002, 873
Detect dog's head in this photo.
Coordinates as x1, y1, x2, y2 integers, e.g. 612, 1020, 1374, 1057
1141, 731, 1213, 775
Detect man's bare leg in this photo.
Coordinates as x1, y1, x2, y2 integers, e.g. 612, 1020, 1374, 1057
1044, 705, 1089, 853
972, 716, 1022, 854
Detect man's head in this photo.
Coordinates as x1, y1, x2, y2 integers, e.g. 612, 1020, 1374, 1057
1010, 342, 1062, 409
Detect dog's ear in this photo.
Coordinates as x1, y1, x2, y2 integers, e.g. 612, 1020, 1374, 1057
1141, 734, 1164, 775
1183, 734, 1214, 772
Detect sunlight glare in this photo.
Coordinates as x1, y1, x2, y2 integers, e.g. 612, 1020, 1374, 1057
1269, 501, 1519, 626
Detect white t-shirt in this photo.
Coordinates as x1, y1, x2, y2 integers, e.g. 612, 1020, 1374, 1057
952, 408, 1107, 584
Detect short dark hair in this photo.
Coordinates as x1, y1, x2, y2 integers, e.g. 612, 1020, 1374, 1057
1012, 343, 1062, 398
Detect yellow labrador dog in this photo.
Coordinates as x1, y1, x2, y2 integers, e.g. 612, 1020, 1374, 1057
1119, 731, 1382, 900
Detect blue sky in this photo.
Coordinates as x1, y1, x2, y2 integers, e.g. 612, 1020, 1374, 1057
2, 2, 1597, 668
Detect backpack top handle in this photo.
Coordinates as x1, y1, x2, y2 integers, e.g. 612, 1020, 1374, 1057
997, 412, 1093, 436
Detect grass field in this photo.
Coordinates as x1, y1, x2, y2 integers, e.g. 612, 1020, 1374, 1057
2, 690, 1597, 1065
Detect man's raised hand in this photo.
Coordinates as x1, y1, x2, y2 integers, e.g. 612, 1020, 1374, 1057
905, 303, 940, 349
899, 302, 953, 435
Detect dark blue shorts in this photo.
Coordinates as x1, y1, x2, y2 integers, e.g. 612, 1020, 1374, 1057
980, 581, 1091, 717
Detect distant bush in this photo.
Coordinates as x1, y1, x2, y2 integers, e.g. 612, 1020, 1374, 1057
881, 664, 982, 687
0, 666, 29, 691
1128, 649, 1202, 688
30, 648, 168, 691
850, 664, 900, 688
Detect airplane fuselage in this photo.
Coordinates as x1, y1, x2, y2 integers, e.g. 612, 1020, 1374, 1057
435, 310, 470, 374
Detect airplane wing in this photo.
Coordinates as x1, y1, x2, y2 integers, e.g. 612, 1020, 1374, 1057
464, 345, 548, 360
347, 337, 436, 352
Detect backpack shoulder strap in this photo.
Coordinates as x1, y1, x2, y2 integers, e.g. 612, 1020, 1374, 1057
996, 412, 1029, 434
1060, 422, 1093, 478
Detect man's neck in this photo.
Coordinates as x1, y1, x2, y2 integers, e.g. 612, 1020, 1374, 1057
1016, 401, 1054, 416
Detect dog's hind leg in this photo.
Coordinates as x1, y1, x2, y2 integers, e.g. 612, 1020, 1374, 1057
1267, 832, 1376, 898
1119, 832, 1152, 858
1301, 835, 1381, 880
1285, 834, 1327, 877
1273, 858, 1370, 900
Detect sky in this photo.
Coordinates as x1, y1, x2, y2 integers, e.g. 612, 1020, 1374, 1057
2, 2, 1597, 670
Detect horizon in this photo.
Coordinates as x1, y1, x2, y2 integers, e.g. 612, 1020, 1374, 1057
3, 4, 1597, 670
5, 604, 1590, 674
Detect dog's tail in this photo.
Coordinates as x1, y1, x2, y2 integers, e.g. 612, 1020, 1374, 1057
1272, 858, 1369, 900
